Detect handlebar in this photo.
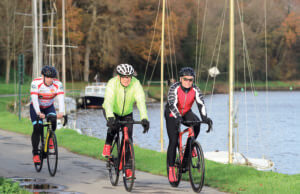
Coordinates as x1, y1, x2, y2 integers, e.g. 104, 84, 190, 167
62, 115, 68, 126
182, 121, 206, 125
181, 120, 213, 133
116, 120, 143, 125
37, 114, 68, 126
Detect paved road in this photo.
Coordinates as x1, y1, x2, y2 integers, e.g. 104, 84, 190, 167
0, 129, 224, 194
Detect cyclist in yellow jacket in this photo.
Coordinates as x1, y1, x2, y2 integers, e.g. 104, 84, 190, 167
102, 64, 150, 167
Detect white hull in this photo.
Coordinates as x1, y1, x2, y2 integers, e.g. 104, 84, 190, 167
204, 151, 275, 171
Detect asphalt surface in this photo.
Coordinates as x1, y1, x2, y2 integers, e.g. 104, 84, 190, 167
0, 129, 225, 194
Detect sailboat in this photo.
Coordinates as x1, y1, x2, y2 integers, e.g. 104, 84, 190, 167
202, 0, 274, 171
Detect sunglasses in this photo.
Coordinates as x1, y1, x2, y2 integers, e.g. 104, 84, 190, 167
183, 78, 194, 82
120, 75, 132, 79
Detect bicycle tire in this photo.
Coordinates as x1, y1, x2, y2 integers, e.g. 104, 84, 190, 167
34, 134, 44, 172
47, 132, 58, 176
108, 135, 120, 186
167, 145, 182, 187
122, 139, 135, 192
188, 141, 205, 193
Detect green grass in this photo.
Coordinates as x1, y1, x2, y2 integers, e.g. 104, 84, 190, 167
0, 98, 299, 193
0, 177, 29, 194
0, 83, 30, 95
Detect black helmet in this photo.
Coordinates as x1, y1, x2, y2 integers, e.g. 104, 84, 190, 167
41, 65, 57, 78
179, 67, 195, 77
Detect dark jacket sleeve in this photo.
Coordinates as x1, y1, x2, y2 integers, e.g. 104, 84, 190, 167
167, 82, 181, 118
193, 85, 207, 120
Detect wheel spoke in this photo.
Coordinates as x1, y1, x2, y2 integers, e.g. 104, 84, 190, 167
108, 137, 120, 186
123, 140, 135, 192
189, 141, 205, 193
47, 133, 58, 176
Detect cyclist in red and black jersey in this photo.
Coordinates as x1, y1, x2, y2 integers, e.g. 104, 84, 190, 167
165, 67, 213, 183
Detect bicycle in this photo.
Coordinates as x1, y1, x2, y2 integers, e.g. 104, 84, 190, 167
167, 120, 211, 193
106, 120, 142, 192
34, 114, 68, 176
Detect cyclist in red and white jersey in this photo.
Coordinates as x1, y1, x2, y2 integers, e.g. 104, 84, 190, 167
165, 67, 213, 183
30, 65, 64, 163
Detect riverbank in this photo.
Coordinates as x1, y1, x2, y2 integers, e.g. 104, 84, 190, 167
0, 97, 299, 193
145, 80, 300, 100
2, 80, 299, 95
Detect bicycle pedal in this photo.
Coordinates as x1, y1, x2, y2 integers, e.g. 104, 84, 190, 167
125, 176, 136, 180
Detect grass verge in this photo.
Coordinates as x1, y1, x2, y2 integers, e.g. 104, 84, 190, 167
0, 97, 299, 193
0, 177, 29, 194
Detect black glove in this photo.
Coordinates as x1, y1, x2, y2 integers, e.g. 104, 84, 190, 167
203, 117, 213, 133
141, 119, 150, 133
106, 117, 116, 134
175, 116, 183, 127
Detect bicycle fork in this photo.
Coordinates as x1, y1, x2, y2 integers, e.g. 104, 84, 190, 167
119, 127, 129, 171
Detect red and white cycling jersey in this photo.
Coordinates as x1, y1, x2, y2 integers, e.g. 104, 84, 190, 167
30, 77, 64, 113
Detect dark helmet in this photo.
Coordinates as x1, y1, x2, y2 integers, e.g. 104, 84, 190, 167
41, 65, 57, 78
179, 67, 195, 77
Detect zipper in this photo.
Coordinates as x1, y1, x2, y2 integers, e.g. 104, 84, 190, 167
121, 87, 126, 115
181, 92, 187, 115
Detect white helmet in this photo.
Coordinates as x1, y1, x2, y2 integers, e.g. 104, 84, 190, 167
116, 64, 135, 76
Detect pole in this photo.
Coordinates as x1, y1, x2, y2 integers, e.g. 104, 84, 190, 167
32, 0, 39, 78
62, 0, 66, 90
229, 0, 235, 164
18, 67, 21, 121
160, 0, 166, 152
49, 6, 54, 66
38, 0, 43, 72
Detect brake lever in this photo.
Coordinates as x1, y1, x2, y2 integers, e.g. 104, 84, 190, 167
206, 123, 213, 133
63, 115, 68, 126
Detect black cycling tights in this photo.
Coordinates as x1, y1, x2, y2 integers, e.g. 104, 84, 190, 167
32, 118, 57, 155
165, 109, 201, 166
31, 124, 43, 155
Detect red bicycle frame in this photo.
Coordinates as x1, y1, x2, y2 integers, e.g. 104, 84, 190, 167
119, 126, 130, 171
178, 127, 195, 162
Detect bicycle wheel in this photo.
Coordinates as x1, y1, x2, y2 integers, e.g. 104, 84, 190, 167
47, 132, 58, 176
108, 135, 120, 186
122, 139, 135, 192
167, 145, 182, 187
34, 134, 44, 172
189, 141, 205, 193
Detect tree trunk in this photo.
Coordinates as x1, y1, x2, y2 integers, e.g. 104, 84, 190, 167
84, 44, 91, 82
5, 18, 11, 84
5, 47, 11, 84
84, 5, 97, 82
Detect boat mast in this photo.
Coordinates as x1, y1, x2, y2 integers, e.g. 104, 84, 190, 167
160, 0, 166, 152
228, 0, 235, 163
49, 2, 55, 66
32, 0, 39, 78
38, 0, 43, 72
62, 0, 66, 91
